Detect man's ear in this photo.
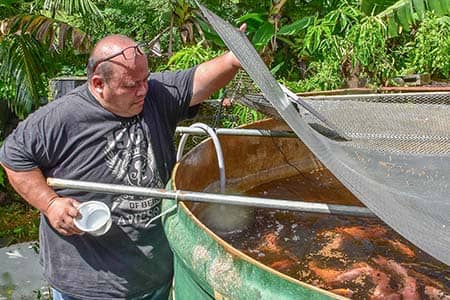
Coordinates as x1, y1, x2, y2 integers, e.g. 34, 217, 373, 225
91, 75, 105, 94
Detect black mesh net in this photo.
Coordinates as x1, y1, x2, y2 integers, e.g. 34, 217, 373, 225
198, 4, 450, 266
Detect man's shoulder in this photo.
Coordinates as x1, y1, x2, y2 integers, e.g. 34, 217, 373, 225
24, 83, 91, 125
53, 82, 91, 106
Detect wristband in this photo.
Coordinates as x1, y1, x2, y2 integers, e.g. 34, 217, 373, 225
46, 195, 59, 211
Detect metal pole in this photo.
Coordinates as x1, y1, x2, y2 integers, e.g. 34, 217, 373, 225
47, 178, 375, 218
175, 127, 297, 138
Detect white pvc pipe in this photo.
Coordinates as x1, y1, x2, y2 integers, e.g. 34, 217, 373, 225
176, 123, 226, 193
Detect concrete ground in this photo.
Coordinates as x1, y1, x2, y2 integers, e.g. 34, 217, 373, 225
0, 242, 50, 300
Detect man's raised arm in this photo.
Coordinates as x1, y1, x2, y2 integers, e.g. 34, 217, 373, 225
190, 24, 246, 106
190, 51, 241, 106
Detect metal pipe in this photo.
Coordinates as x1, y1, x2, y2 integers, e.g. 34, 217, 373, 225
47, 178, 375, 218
175, 127, 296, 138
176, 123, 226, 192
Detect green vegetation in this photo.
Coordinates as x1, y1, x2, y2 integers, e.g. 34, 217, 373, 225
0, 201, 40, 247
397, 13, 450, 77
1, 0, 450, 244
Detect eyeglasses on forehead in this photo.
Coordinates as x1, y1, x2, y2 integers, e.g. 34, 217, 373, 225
91, 43, 150, 73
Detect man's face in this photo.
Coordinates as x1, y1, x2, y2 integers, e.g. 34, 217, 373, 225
91, 53, 149, 118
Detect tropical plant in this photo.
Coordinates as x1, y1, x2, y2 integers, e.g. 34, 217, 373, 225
284, 57, 344, 92
0, 0, 101, 118
0, 35, 52, 117
375, 0, 450, 36
168, 0, 209, 53
283, 0, 450, 90
162, 41, 223, 71
220, 104, 266, 128
97, 0, 170, 43
235, 1, 294, 51
398, 13, 450, 78
161, 42, 228, 99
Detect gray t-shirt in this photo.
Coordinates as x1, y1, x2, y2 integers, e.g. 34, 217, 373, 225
0, 68, 197, 299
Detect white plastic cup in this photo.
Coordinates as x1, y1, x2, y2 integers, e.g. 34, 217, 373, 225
74, 201, 112, 236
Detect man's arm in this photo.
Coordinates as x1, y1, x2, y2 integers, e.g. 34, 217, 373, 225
2, 164, 82, 236
190, 51, 241, 106
190, 24, 246, 106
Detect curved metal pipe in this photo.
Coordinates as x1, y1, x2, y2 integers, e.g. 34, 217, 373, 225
176, 123, 226, 193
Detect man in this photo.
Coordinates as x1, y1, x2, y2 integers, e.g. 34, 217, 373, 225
0, 34, 242, 299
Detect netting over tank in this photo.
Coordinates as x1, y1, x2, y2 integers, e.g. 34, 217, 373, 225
236, 91, 450, 155
198, 4, 450, 266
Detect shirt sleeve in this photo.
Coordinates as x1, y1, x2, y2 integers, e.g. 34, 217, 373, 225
147, 67, 199, 129
0, 105, 65, 172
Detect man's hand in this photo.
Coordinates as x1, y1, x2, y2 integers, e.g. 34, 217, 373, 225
45, 197, 84, 236
1, 166, 84, 236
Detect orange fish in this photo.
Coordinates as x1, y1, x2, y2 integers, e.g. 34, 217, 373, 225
336, 225, 387, 240
269, 259, 295, 270
387, 239, 416, 258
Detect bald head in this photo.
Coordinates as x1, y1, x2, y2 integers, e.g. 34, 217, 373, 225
87, 34, 138, 80
87, 34, 149, 117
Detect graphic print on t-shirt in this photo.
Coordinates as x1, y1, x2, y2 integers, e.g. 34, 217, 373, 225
104, 116, 164, 229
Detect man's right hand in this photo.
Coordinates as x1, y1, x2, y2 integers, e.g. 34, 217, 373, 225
1, 166, 85, 236
44, 197, 84, 236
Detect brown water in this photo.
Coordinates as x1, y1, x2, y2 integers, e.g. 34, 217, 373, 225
197, 172, 450, 299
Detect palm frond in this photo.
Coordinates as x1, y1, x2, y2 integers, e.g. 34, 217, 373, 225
0, 0, 19, 19
36, 0, 102, 20
1, 14, 91, 53
0, 35, 51, 118
377, 0, 450, 35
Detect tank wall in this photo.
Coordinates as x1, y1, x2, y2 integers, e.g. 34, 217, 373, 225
174, 119, 324, 193
173, 119, 362, 208
165, 119, 351, 300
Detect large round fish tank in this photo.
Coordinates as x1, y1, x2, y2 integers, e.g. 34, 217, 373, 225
162, 118, 358, 300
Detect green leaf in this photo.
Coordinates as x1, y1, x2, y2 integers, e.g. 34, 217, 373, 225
413, 0, 426, 19
252, 22, 274, 49
197, 18, 224, 47
427, 0, 444, 16
314, 28, 321, 51
278, 16, 314, 36
396, 4, 412, 31
441, 0, 450, 14
236, 13, 265, 24
0, 35, 50, 118
270, 62, 284, 75
360, 0, 374, 15
276, 35, 295, 47
303, 19, 330, 55
40, 0, 102, 21
387, 13, 399, 37
235, 12, 266, 34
